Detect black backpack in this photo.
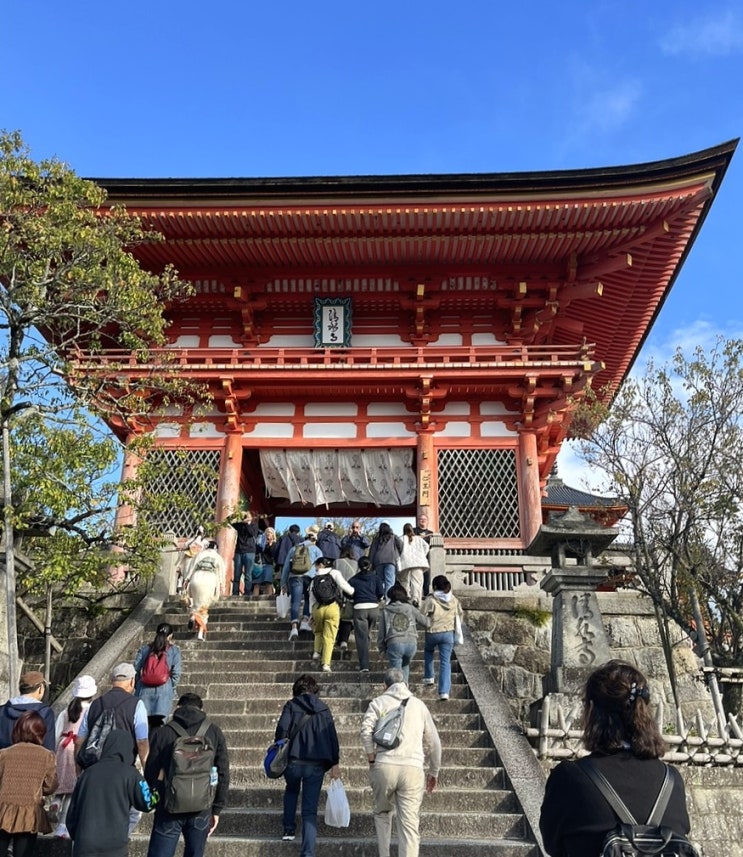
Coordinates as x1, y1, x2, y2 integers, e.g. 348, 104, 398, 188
162, 719, 217, 814
312, 573, 340, 605
580, 759, 701, 857
77, 694, 138, 768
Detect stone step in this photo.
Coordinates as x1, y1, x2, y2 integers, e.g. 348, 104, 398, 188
38, 834, 538, 857
229, 762, 506, 790
222, 745, 499, 769
133, 804, 527, 839
203, 696, 480, 715
185, 700, 483, 735
218, 784, 520, 813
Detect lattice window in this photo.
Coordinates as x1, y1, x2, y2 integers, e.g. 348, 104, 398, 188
143, 449, 221, 538
437, 448, 520, 539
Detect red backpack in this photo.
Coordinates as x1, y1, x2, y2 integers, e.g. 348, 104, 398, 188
140, 648, 171, 687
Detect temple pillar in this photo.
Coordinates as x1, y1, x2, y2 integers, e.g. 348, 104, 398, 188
114, 438, 141, 532
519, 431, 542, 547
215, 433, 242, 593
417, 431, 438, 530
110, 437, 142, 583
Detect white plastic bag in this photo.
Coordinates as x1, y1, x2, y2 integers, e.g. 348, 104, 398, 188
454, 614, 464, 646
324, 777, 351, 828
276, 592, 291, 619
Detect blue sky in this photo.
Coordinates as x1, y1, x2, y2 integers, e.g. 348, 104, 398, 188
2, 1, 741, 499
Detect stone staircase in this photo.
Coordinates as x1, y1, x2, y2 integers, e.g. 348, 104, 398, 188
44, 596, 541, 856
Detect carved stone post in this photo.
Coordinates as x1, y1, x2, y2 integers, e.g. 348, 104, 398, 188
528, 506, 619, 695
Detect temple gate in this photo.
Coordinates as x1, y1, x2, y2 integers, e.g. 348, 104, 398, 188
83, 142, 735, 584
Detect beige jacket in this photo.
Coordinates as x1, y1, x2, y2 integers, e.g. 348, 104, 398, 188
423, 592, 462, 633
359, 682, 442, 778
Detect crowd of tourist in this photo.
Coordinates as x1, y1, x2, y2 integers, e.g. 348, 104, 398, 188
0, 514, 698, 857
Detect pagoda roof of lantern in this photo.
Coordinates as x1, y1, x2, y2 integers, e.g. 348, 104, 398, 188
93, 139, 737, 396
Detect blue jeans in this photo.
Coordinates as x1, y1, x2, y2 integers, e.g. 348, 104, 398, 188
288, 574, 311, 622
283, 761, 325, 857
146, 809, 210, 857
376, 563, 397, 597
385, 639, 417, 684
424, 630, 455, 695
232, 551, 255, 595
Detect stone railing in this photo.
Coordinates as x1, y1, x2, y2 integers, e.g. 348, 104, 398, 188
525, 693, 743, 767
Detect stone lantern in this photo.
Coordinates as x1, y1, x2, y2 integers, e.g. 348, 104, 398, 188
527, 506, 619, 696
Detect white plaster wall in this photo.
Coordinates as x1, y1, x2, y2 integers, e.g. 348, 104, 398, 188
303, 423, 358, 438
367, 403, 411, 416
434, 421, 472, 437
366, 422, 416, 438
243, 423, 295, 438
305, 403, 358, 416
481, 422, 517, 437
249, 403, 296, 416
208, 334, 241, 347
189, 422, 225, 438
472, 332, 507, 345
439, 401, 471, 415
154, 423, 181, 438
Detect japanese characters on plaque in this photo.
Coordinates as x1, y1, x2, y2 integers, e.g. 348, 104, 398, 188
313, 297, 352, 348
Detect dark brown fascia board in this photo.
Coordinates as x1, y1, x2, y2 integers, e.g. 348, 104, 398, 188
90, 140, 738, 204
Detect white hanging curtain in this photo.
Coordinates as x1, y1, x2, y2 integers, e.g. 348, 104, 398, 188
259, 448, 416, 508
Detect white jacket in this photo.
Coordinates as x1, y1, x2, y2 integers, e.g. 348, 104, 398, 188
359, 681, 441, 777
398, 535, 430, 571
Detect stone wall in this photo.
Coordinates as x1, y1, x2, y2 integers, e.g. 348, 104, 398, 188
459, 585, 715, 724
17, 590, 142, 696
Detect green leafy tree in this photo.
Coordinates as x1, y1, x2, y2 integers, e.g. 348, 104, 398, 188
574, 337, 743, 715
0, 130, 206, 689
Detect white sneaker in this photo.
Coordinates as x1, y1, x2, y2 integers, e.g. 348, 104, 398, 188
196, 630, 205, 641
300, 618, 312, 633
421, 678, 435, 686
312, 651, 321, 660
322, 664, 332, 672
288, 626, 298, 640
439, 693, 449, 701
54, 824, 70, 839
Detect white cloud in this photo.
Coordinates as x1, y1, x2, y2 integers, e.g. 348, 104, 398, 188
575, 79, 642, 135
660, 10, 743, 57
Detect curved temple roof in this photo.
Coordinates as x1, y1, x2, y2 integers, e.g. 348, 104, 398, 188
95, 141, 737, 403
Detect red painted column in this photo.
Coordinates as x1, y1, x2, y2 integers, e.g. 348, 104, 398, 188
417, 431, 438, 531
110, 435, 142, 582
519, 431, 542, 547
215, 433, 243, 593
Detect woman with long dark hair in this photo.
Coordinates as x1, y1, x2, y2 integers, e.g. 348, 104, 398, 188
539, 660, 693, 856
0, 710, 57, 857
134, 622, 182, 733
397, 523, 430, 607
368, 522, 403, 596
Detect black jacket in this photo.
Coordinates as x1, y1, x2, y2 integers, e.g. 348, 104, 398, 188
67, 730, 157, 857
539, 752, 691, 857
0, 698, 56, 751
145, 704, 230, 816
275, 693, 340, 771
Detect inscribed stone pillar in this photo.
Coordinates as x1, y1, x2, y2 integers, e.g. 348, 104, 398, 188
529, 507, 619, 695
